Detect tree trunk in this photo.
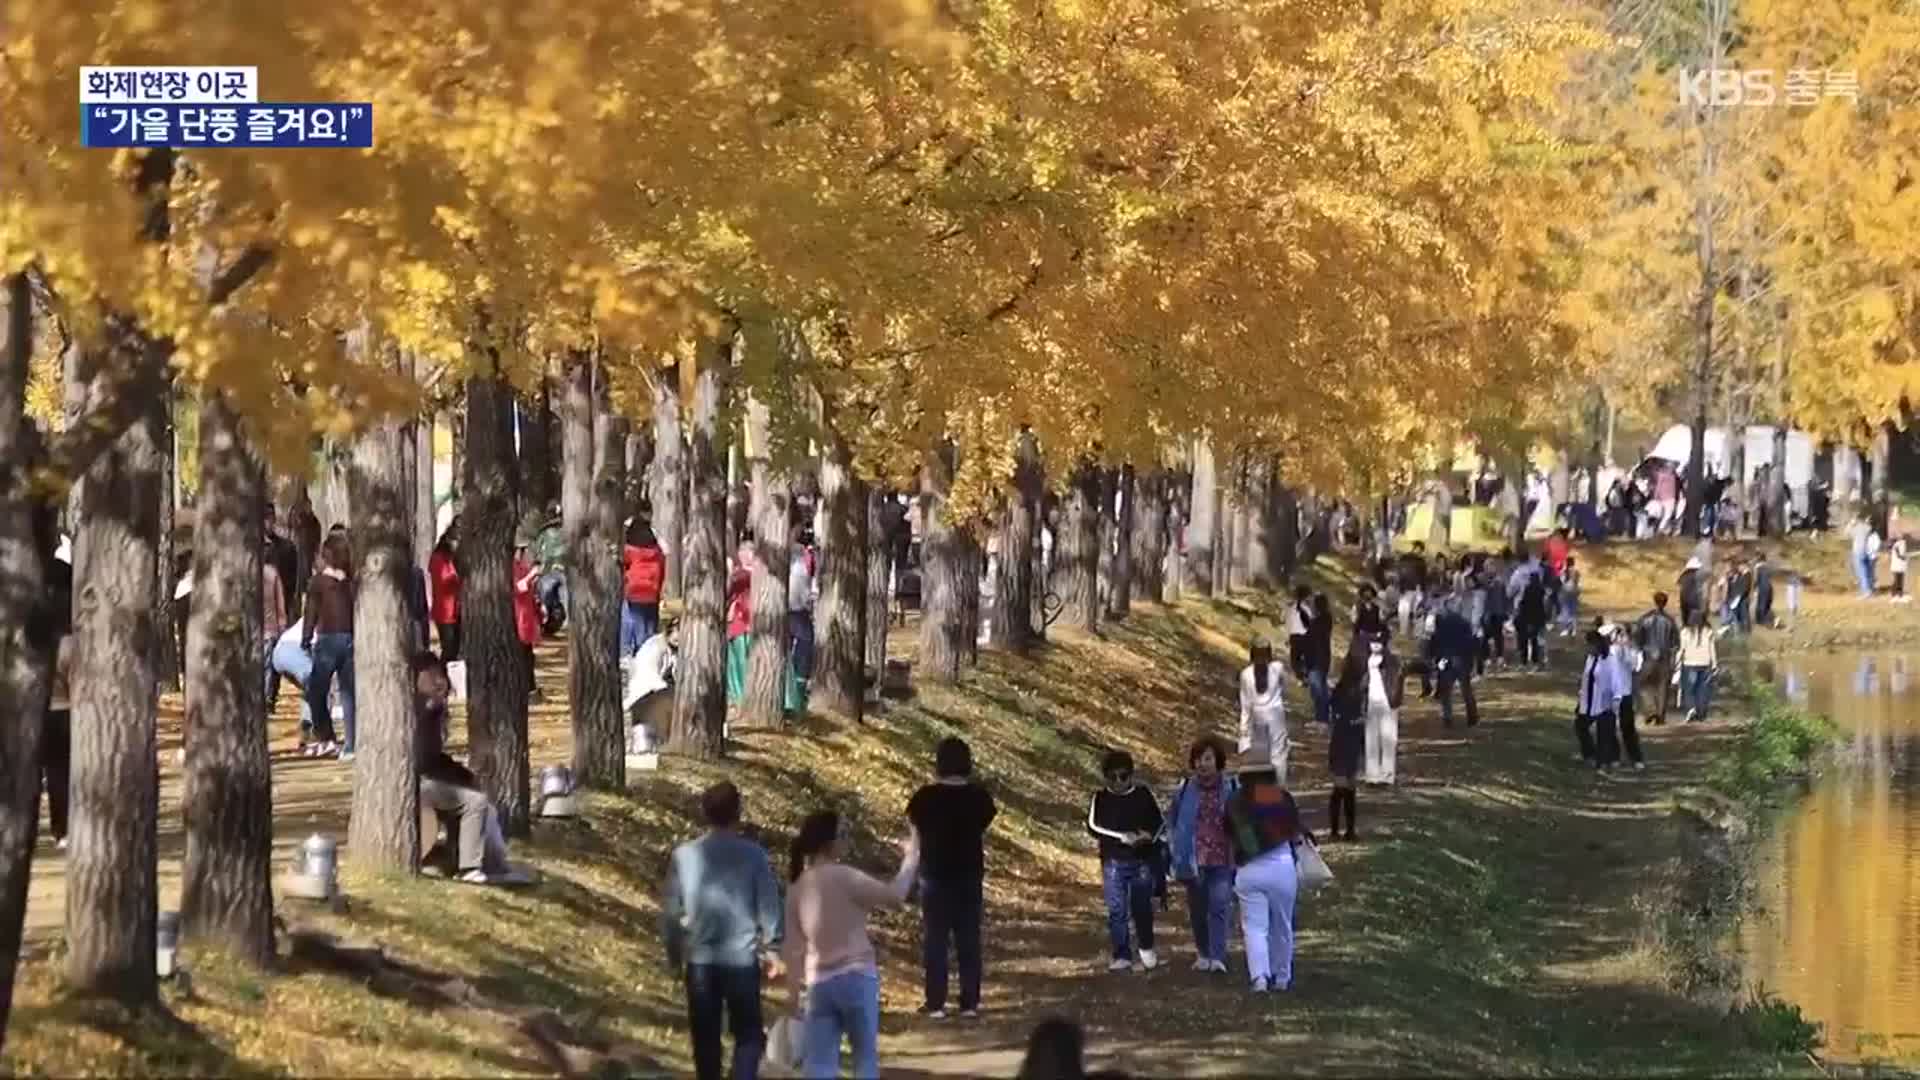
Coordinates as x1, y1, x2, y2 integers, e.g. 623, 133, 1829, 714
741, 396, 792, 729
1230, 459, 1254, 591
1269, 473, 1298, 582
347, 340, 421, 870
814, 435, 866, 722
155, 389, 179, 692
1109, 466, 1135, 618
0, 272, 56, 1044
1030, 492, 1051, 638
1211, 462, 1232, 596
567, 358, 625, 788
726, 444, 747, 556
414, 408, 436, 565
863, 488, 891, 700
959, 527, 981, 667
1771, 426, 1790, 529
919, 443, 965, 683
1869, 424, 1890, 513
1130, 469, 1166, 604
449, 408, 466, 511
67, 346, 164, 1002
1186, 440, 1216, 596
624, 430, 653, 521
518, 381, 558, 517
669, 356, 729, 759
313, 439, 352, 530
1165, 476, 1187, 602
993, 429, 1041, 652
180, 392, 275, 962
650, 377, 687, 601
462, 363, 530, 836
1058, 461, 1102, 630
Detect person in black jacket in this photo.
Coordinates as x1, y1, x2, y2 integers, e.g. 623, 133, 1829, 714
1428, 590, 1480, 728
1300, 593, 1334, 725
1086, 750, 1163, 972
907, 737, 997, 1019
1353, 584, 1388, 640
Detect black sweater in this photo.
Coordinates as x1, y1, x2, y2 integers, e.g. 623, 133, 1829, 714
907, 780, 997, 884
1086, 785, 1163, 862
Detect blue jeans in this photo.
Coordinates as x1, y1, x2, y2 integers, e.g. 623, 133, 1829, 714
1681, 665, 1714, 719
306, 633, 356, 750
268, 636, 315, 738
803, 969, 879, 1079
920, 877, 983, 1012
1183, 866, 1234, 965
1305, 668, 1331, 726
622, 600, 660, 658
538, 571, 568, 624
685, 963, 763, 1080
1100, 859, 1155, 960
1854, 553, 1875, 597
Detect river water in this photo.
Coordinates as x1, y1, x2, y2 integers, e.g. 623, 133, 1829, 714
1742, 652, 1920, 1063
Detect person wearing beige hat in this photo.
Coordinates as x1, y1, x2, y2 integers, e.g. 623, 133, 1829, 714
1237, 636, 1289, 783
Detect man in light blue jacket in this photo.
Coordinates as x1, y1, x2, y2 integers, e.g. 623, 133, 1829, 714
1164, 737, 1240, 974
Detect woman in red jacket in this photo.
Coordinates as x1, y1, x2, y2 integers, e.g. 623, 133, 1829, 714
622, 522, 667, 659
724, 540, 754, 706
513, 535, 543, 700
429, 533, 462, 662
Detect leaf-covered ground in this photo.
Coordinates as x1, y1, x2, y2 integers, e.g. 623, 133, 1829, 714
5, 548, 1850, 1077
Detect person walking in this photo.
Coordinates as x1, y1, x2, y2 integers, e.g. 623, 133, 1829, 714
622, 522, 668, 659
1478, 563, 1509, 674
1632, 592, 1679, 726
1227, 764, 1310, 993
1753, 553, 1778, 626
1165, 737, 1237, 973
1891, 534, 1910, 603
725, 541, 754, 707
534, 506, 568, 635
1575, 626, 1626, 771
1848, 515, 1877, 597
1677, 555, 1706, 626
1237, 637, 1289, 780
1086, 751, 1164, 973
787, 533, 817, 715
1327, 644, 1367, 840
512, 535, 543, 701
1353, 584, 1387, 640
1677, 611, 1718, 723
906, 737, 997, 1020
1556, 556, 1582, 636
428, 532, 462, 663
1726, 558, 1754, 634
1299, 594, 1334, 726
664, 781, 784, 1080
1513, 569, 1549, 671
301, 533, 357, 760
783, 810, 920, 1080
1357, 631, 1403, 785
1610, 624, 1646, 770
1429, 591, 1480, 728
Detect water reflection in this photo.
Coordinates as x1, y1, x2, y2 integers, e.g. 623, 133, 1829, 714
1740, 652, 1920, 1063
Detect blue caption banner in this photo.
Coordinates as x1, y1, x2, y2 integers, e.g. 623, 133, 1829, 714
82, 102, 373, 148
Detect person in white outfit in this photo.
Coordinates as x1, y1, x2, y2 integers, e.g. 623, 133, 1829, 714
624, 618, 678, 753
1237, 637, 1289, 782
1360, 635, 1404, 785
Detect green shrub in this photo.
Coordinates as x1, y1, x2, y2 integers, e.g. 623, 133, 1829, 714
1708, 687, 1838, 803
1732, 985, 1824, 1055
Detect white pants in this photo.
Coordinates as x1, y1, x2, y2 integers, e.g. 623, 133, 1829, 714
1364, 700, 1397, 784
1235, 845, 1297, 988
1246, 727, 1289, 787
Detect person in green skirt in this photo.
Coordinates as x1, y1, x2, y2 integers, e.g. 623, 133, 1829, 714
725, 540, 755, 706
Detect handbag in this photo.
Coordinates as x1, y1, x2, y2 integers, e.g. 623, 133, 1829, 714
1294, 837, 1334, 892
765, 1015, 806, 1078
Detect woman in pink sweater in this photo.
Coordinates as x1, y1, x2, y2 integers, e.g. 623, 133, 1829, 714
783, 811, 920, 1079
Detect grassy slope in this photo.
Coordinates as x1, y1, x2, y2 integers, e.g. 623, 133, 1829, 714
5, 551, 1839, 1078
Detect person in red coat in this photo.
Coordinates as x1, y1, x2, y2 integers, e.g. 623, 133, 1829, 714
724, 540, 755, 706
429, 532, 463, 662
622, 522, 667, 659
513, 535, 543, 700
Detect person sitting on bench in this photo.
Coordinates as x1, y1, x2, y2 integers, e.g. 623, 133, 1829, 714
414, 655, 529, 885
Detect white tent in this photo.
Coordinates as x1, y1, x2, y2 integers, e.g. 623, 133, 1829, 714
1644, 424, 1813, 489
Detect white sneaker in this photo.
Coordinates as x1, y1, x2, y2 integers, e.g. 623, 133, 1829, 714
1208, 959, 1229, 974
1191, 957, 1212, 972
1250, 976, 1270, 993
55, 837, 67, 851
1107, 958, 1132, 973
1633, 761, 1647, 771
1137, 948, 1159, 971
337, 751, 355, 763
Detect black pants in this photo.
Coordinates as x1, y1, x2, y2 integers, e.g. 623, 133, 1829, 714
437, 622, 461, 663
1515, 619, 1544, 665
1480, 617, 1504, 670
1618, 695, 1643, 765
42, 708, 71, 841
921, 876, 984, 1012
522, 644, 536, 690
1576, 710, 1620, 767
1437, 665, 1478, 727
684, 963, 763, 1080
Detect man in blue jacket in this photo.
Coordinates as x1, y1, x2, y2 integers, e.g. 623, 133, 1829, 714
1429, 586, 1481, 728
